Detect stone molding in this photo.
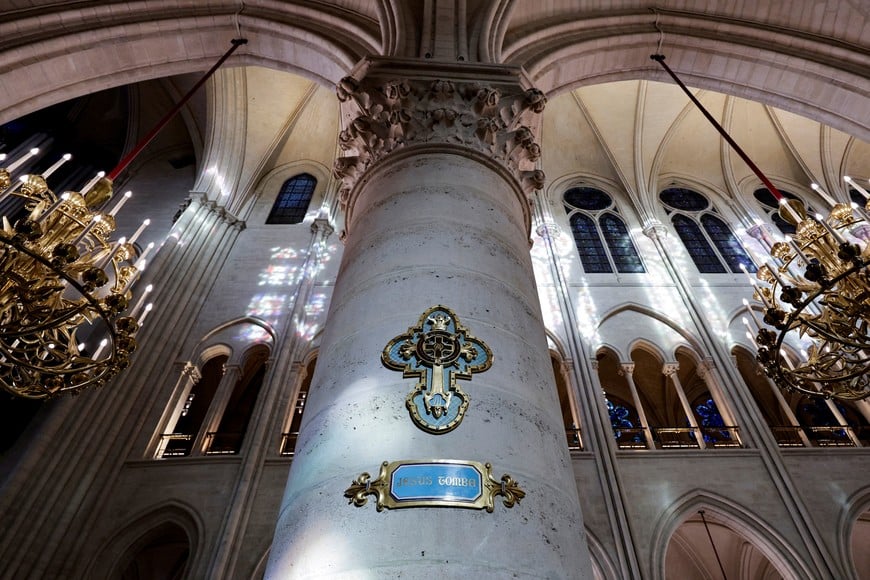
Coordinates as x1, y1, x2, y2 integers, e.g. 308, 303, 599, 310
333, 69, 547, 211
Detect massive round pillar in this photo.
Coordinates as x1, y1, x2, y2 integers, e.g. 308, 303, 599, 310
267, 62, 593, 579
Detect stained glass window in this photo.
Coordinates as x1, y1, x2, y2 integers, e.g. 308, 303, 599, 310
266, 173, 316, 224
693, 397, 732, 444
563, 187, 645, 274
660, 188, 756, 274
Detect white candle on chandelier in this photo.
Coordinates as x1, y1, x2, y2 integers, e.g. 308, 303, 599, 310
98, 237, 126, 269
127, 219, 151, 246
135, 242, 155, 266
40, 153, 72, 179
844, 176, 869, 200
745, 331, 759, 348
0, 153, 6, 163
784, 235, 812, 266
129, 284, 154, 318
81, 171, 105, 194
810, 183, 837, 207
92, 338, 109, 359
851, 202, 870, 222
108, 190, 132, 217
739, 263, 755, 285
742, 299, 763, 330
137, 303, 154, 326
815, 213, 847, 245
37, 192, 71, 223
765, 261, 788, 287
5, 148, 39, 172
778, 198, 803, 224
71, 215, 102, 246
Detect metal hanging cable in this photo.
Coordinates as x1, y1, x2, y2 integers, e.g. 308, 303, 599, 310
698, 510, 728, 580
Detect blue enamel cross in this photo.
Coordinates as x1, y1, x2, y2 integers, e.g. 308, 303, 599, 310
382, 306, 493, 434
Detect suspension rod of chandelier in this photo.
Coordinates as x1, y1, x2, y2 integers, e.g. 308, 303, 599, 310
107, 38, 248, 181
651, 54, 785, 202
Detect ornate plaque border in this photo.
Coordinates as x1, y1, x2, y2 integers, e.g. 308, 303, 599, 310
345, 459, 524, 512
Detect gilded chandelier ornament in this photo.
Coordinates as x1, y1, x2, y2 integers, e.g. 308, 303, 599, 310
750, 195, 870, 401
0, 39, 246, 399
652, 53, 869, 402
0, 163, 146, 399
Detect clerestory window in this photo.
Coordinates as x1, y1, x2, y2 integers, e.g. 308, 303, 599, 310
660, 187, 755, 273
563, 187, 645, 273
266, 173, 317, 224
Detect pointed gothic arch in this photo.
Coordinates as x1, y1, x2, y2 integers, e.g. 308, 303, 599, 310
84, 501, 203, 580
650, 490, 813, 580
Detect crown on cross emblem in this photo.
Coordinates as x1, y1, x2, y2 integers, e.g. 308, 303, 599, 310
427, 313, 450, 331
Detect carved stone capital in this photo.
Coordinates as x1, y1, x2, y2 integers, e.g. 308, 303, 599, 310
643, 221, 669, 240
333, 67, 547, 209
662, 363, 680, 377
618, 363, 635, 377
535, 221, 561, 240
180, 362, 202, 383
696, 358, 716, 379
311, 217, 335, 237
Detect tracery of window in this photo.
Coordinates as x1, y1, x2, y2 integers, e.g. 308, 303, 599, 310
660, 187, 756, 274
266, 173, 317, 225
563, 187, 645, 274
753, 188, 814, 235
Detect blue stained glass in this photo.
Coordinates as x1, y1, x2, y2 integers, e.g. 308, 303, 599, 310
266, 173, 317, 224
564, 187, 612, 211
701, 214, 756, 273
600, 213, 645, 273
607, 399, 633, 434
671, 215, 727, 273
694, 397, 731, 444
660, 188, 710, 211
569, 213, 612, 273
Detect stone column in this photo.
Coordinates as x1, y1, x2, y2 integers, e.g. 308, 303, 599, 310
190, 363, 242, 456
662, 363, 706, 449
618, 363, 656, 450
266, 61, 593, 578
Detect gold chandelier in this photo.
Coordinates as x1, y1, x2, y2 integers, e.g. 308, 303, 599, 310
0, 160, 148, 398
751, 188, 870, 400
0, 38, 246, 399
651, 54, 869, 401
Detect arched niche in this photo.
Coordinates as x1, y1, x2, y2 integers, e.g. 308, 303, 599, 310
85, 502, 202, 580
665, 511, 787, 580
652, 491, 812, 580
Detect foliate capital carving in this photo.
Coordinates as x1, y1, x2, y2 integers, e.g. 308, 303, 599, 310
618, 363, 635, 377
643, 221, 669, 240
662, 363, 680, 377
333, 74, 547, 207
181, 362, 202, 383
